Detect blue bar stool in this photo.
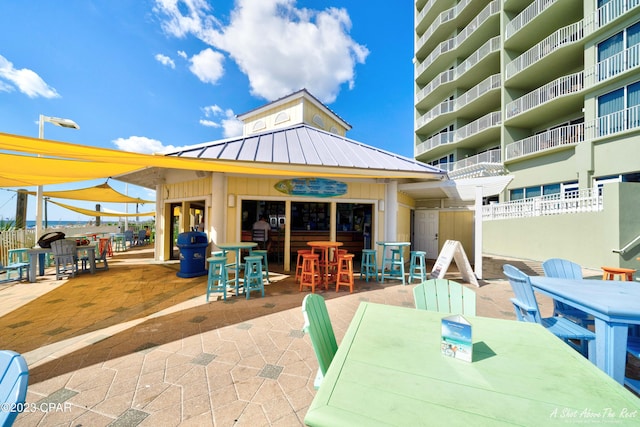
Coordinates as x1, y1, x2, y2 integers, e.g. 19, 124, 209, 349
408, 251, 427, 283
243, 255, 265, 299
360, 249, 378, 282
250, 248, 270, 283
381, 248, 406, 284
206, 256, 230, 301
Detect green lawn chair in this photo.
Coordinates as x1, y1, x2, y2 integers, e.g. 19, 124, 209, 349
302, 294, 338, 389
413, 279, 476, 316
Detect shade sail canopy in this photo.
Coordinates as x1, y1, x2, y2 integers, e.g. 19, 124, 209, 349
0, 131, 447, 189
25, 182, 153, 203
50, 200, 154, 217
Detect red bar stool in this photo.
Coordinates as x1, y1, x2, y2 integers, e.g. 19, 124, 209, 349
335, 253, 355, 293
300, 253, 320, 293
296, 249, 312, 283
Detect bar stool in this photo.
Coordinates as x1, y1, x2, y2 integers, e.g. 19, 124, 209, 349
408, 251, 427, 283
381, 248, 406, 284
296, 249, 312, 283
360, 249, 378, 282
243, 255, 265, 299
114, 235, 126, 252
601, 266, 636, 281
250, 248, 270, 283
336, 253, 355, 293
206, 256, 230, 302
300, 253, 320, 293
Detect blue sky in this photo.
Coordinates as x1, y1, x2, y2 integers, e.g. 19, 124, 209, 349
0, 0, 414, 222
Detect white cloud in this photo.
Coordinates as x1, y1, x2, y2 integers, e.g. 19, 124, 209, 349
154, 0, 368, 103
0, 54, 60, 98
113, 136, 181, 154
189, 48, 225, 84
155, 53, 176, 69
177, 50, 188, 59
199, 104, 242, 137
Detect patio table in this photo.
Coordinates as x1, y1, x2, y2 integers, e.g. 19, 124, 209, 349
27, 244, 96, 283
376, 241, 410, 284
305, 302, 640, 426
529, 276, 640, 389
216, 242, 257, 295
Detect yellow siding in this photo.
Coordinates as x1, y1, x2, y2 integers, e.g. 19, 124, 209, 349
164, 177, 211, 200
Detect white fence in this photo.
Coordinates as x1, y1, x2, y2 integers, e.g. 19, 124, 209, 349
482, 188, 603, 220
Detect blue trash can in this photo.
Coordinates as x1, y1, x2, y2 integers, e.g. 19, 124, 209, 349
176, 232, 209, 278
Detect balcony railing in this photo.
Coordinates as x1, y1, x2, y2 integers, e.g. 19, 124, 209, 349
415, 111, 501, 158
416, 1, 499, 81
448, 149, 503, 179
505, 123, 584, 161
506, 72, 583, 119
415, 0, 437, 27
416, 74, 501, 129
584, 43, 640, 86
415, 0, 471, 55
506, 22, 583, 79
482, 188, 603, 221
506, 0, 557, 39
416, 36, 501, 104
594, 104, 640, 138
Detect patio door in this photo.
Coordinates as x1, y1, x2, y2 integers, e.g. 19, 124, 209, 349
414, 210, 438, 258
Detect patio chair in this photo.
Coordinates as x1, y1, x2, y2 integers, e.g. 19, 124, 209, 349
124, 230, 135, 248
0, 350, 29, 427
137, 229, 147, 246
503, 264, 595, 358
413, 279, 476, 316
302, 294, 338, 389
542, 258, 594, 328
51, 239, 78, 280
7, 249, 30, 282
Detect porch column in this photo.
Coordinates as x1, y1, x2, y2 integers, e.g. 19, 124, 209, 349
385, 181, 398, 241
211, 173, 225, 246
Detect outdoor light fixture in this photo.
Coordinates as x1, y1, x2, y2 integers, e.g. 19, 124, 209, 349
36, 114, 80, 240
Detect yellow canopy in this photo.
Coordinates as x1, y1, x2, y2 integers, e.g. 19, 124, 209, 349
25, 182, 153, 203
0, 132, 443, 189
49, 200, 154, 217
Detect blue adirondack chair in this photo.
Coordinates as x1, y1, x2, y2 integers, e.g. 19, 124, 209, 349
302, 294, 338, 389
413, 279, 476, 316
541, 258, 594, 328
503, 264, 595, 358
0, 350, 29, 426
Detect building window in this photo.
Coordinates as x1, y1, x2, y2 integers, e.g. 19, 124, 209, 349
252, 120, 266, 132
510, 188, 524, 201
329, 126, 339, 134
274, 112, 289, 125
312, 114, 325, 128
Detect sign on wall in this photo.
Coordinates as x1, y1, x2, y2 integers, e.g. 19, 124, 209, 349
431, 240, 479, 287
274, 178, 347, 197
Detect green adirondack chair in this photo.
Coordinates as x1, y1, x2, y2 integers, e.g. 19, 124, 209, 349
413, 279, 476, 316
302, 294, 338, 389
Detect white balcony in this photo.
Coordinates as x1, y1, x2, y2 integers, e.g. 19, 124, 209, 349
505, 123, 584, 161
584, 43, 640, 87
584, 0, 640, 32
506, 0, 557, 40
448, 149, 504, 179
506, 72, 583, 119
505, 22, 583, 79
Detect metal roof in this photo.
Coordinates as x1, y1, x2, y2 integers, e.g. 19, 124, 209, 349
166, 124, 445, 175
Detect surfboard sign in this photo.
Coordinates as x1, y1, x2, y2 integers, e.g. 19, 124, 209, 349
274, 178, 347, 198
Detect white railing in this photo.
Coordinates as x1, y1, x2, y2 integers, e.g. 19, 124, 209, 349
505, 123, 584, 160
594, 104, 640, 138
416, 74, 500, 129
584, 43, 640, 87
506, 72, 583, 119
415, 111, 501, 158
416, 1, 499, 78
453, 149, 502, 171
483, 188, 603, 220
506, 0, 557, 39
506, 21, 583, 79
415, 0, 471, 55
416, 36, 501, 105
415, 0, 437, 26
